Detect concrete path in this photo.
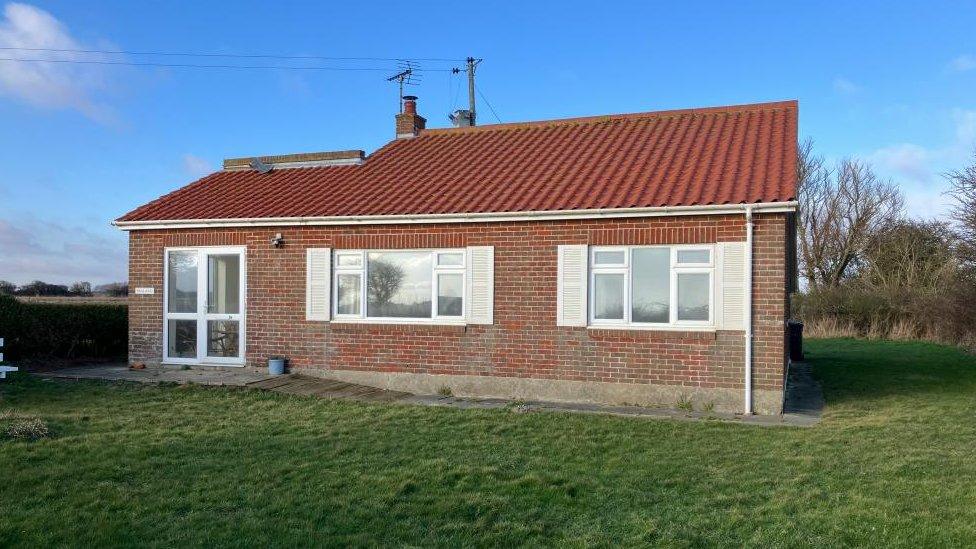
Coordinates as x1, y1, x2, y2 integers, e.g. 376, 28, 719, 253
35, 363, 272, 386
782, 361, 824, 426
248, 374, 816, 427
33, 364, 823, 427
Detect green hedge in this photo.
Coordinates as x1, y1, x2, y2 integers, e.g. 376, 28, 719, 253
0, 295, 127, 360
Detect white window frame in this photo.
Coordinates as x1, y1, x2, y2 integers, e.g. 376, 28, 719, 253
333, 250, 364, 319
589, 244, 714, 328
332, 248, 467, 324
162, 246, 247, 366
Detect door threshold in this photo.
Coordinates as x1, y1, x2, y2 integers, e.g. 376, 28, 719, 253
160, 362, 246, 370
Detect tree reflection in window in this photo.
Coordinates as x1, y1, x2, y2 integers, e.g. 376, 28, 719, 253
367, 252, 432, 318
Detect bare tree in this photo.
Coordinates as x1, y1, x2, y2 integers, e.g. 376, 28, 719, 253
860, 220, 958, 296
0, 280, 15, 295
16, 280, 69, 296
95, 282, 129, 297
946, 150, 976, 268
797, 139, 904, 290
69, 281, 93, 296
367, 261, 404, 307
796, 139, 832, 289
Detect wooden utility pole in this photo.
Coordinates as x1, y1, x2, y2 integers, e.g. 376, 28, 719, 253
466, 57, 477, 126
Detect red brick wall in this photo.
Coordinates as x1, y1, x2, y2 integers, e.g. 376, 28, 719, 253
128, 213, 789, 394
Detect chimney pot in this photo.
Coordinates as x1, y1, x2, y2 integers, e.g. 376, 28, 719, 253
395, 95, 426, 138
403, 95, 418, 114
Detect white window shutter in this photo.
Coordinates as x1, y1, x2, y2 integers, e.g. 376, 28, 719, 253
466, 246, 494, 324
306, 248, 331, 321
557, 244, 588, 327
719, 242, 746, 330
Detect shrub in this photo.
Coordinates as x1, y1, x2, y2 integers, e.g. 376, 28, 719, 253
793, 220, 976, 348
6, 417, 50, 441
0, 295, 127, 360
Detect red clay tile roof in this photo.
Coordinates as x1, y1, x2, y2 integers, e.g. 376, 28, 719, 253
118, 100, 797, 223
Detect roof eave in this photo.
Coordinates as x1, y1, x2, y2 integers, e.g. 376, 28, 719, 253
113, 201, 798, 231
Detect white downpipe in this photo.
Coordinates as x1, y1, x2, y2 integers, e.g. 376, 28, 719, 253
744, 206, 754, 415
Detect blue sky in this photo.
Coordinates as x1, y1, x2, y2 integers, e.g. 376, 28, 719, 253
0, 0, 974, 285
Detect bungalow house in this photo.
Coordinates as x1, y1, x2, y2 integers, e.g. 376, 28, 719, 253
115, 98, 798, 414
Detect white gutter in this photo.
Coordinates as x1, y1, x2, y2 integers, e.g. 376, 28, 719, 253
744, 205, 754, 415
114, 201, 797, 231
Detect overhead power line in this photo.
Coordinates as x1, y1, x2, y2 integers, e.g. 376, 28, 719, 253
0, 57, 455, 72
0, 46, 464, 63
477, 88, 503, 123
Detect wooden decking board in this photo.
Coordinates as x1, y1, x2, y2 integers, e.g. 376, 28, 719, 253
247, 375, 299, 390
331, 385, 376, 398
245, 373, 414, 404
303, 379, 351, 392
285, 380, 329, 396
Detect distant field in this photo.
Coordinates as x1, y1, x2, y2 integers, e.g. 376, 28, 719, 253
13, 296, 127, 305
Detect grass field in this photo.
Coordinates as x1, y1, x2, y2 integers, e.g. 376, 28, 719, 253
2, 339, 975, 547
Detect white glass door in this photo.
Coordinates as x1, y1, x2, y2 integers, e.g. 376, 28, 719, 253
164, 247, 245, 366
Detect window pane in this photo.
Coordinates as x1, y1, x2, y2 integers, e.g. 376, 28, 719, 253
167, 319, 196, 358
336, 253, 362, 267
207, 254, 240, 314
367, 251, 432, 318
167, 251, 197, 313
336, 273, 361, 315
207, 320, 240, 357
677, 249, 710, 264
593, 273, 625, 320
437, 273, 463, 316
632, 248, 670, 323
437, 252, 464, 266
677, 273, 710, 321
594, 250, 625, 265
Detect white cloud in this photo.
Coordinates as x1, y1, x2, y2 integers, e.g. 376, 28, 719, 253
953, 109, 976, 149
948, 54, 976, 73
833, 76, 861, 95
867, 109, 976, 219
0, 216, 126, 285
0, 2, 116, 123
869, 109, 976, 182
868, 143, 934, 182
182, 154, 213, 178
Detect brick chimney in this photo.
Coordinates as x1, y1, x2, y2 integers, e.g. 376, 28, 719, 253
395, 95, 426, 138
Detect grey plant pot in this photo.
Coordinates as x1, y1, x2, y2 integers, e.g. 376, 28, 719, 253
268, 358, 286, 376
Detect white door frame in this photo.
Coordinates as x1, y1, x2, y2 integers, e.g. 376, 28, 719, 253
163, 246, 247, 366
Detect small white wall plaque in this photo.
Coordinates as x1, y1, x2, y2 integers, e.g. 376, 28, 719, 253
134, 287, 155, 295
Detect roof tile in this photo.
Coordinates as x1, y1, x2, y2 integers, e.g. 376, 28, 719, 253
118, 100, 798, 222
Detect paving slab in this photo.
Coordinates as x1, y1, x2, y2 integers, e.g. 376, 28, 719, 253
31, 366, 821, 427
35, 364, 272, 386
782, 361, 824, 427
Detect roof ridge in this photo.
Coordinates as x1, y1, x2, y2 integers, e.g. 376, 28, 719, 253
422, 100, 798, 136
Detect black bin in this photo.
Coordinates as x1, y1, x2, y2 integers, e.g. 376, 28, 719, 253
788, 320, 804, 361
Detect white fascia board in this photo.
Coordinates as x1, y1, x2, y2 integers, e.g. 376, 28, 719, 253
114, 201, 798, 231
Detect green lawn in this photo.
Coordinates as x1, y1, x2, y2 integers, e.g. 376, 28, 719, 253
2, 339, 975, 547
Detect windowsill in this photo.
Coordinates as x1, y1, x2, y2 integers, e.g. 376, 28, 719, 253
330, 318, 468, 333
586, 325, 717, 340
587, 324, 715, 332
331, 318, 466, 326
